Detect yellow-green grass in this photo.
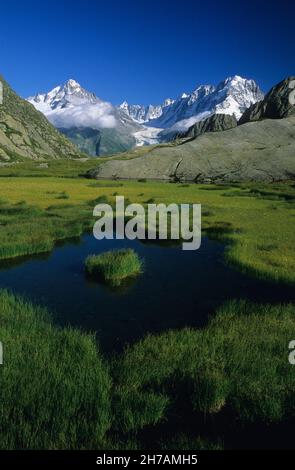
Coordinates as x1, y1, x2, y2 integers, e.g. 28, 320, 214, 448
0, 173, 295, 283
85, 249, 143, 286
0, 145, 154, 178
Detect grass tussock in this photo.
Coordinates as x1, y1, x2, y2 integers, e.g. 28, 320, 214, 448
85, 249, 143, 286
112, 300, 295, 437
0, 290, 295, 449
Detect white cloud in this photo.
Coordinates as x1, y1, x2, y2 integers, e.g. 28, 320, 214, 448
46, 102, 117, 129
169, 112, 212, 132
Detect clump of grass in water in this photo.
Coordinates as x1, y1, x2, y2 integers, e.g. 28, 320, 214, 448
1, 176, 295, 283
85, 249, 143, 286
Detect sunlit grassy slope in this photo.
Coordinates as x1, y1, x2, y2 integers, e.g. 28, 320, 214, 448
0, 163, 295, 283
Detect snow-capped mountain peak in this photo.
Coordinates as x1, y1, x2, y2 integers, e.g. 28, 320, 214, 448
63, 78, 81, 89
118, 97, 176, 124
28, 79, 100, 114
162, 98, 175, 107
27, 74, 264, 153
120, 75, 264, 130
119, 100, 129, 110
27, 79, 118, 131
211, 75, 264, 120
117, 102, 146, 123
188, 84, 215, 105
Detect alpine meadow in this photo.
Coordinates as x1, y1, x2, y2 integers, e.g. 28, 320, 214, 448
0, 0, 295, 459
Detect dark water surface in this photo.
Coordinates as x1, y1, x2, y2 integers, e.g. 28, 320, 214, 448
0, 234, 294, 353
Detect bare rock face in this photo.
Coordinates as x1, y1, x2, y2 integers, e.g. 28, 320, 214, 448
239, 76, 295, 124
181, 114, 237, 139
88, 117, 295, 183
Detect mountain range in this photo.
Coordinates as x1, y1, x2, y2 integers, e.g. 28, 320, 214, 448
27, 75, 264, 156
88, 77, 295, 183
1, 73, 294, 184
121, 76, 263, 129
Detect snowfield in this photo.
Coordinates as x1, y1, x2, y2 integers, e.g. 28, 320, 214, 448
133, 126, 163, 146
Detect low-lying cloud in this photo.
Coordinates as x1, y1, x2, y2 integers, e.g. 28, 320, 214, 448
169, 112, 212, 132
46, 102, 117, 129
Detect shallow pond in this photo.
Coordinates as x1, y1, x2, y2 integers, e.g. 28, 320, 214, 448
0, 234, 294, 353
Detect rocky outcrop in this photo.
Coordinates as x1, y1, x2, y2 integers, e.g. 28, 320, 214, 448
239, 76, 295, 124
181, 113, 237, 139
157, 113, 237, 142
88, 117, 295, 183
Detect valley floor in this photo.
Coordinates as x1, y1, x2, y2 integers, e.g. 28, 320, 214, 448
0, 163, 294, 283
0, 160, 295, 449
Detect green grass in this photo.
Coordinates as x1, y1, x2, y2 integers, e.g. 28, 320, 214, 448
1, 161, 295, 449
0, 199, 92, 260
1, 289, 294, 449
0, 290, 111, 450
112, 300, 295, 442
0, 158, 100, 178
55, 191, 69, 199
85, 249, 143, 286
0, 166, 294, 283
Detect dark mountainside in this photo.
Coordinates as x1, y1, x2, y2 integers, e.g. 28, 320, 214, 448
239, 76, 295, 124
181, 113, 237, 139
60, 125, 137, 157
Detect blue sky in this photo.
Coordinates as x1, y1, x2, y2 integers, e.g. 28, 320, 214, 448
1, 0, 294, 104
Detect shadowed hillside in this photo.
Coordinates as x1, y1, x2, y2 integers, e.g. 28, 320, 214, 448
0, 76, 83, 162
